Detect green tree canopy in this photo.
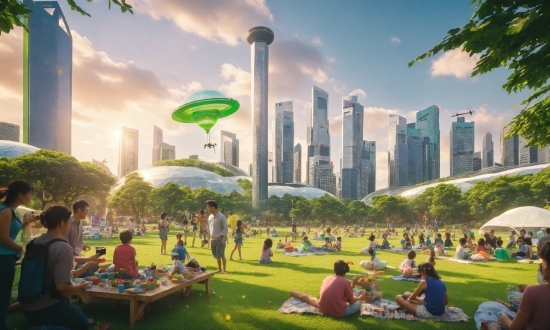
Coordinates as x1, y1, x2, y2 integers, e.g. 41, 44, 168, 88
108, 172, 153, 223
149, 182, 188, 218
347, 200, 371, 220
410, 0, 550, 147
154, 158, 235, 177
428, 184, 470, 224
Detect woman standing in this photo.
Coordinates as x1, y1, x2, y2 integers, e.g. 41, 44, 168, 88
182, 212, 189, 246
191, 212, 198, 247
159, 212, 168, 255
0, 180, 35, 330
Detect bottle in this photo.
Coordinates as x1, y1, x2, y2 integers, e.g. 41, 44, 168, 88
118, 283, 125, 293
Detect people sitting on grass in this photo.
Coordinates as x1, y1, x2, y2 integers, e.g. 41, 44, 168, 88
381, 236, 391, 250
360, 248, 387, 270
300, 236, 316, 252
482, 233, 494, 254
418, 233, 425, 247
284, 235, 294, 252
506, 230, 516, 248
425, 235, 432, 247
498, 242, 550, 330
260, 238, 273, 263
400, 233, 412, 250
444, 232, 453, 248
290, 260, 367, 318
20, 206, 111, 330
361, 234, 379, 253
167, 252, 193, 298
276, 239, 284, 249
322, 237, 333, 251
511, 236, 533, 260
395, 262, 448, 319
334, 237, 342, 251
455, 237, 471, 260
518, 229, 532, 246
476, 238, 487, 253
110, 230, 139, 279
434, 233, 443, 246
494, 239, 510, 261
399, 250, 419, 278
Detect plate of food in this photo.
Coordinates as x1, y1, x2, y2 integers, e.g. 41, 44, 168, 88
125, 288, 146, 295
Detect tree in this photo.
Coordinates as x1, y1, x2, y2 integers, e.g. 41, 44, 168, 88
410, 0, 550, 147
347, 200, 371, 221
149, 182, 188, 218
1, 0, 132, 35
310, 195, 348, 224
428, 184, 470, 224
370, 195, 411, 225
0, 157, 21, 187
60, 161, 116, 207
289, 198, 312, 222
409, 187, 436, 225
108, 172, 153, 223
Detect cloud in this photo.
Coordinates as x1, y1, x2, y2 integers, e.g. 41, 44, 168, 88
300, 66, 330, 83
219, 63, 251, 97
133, 0, 273, 45
391, 36, 401, 44
431, 48, 480, 79
311, 37, 322, 46
349, 88, 367, 100
327, 56, 336, 63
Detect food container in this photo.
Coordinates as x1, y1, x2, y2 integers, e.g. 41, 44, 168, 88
145, 281, 157, 290
91, 277, 100, 285
171, 278, 183, 284
356, 280, 380, 291
95, 247, 106, 256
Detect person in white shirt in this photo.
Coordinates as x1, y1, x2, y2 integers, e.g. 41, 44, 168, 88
206, 200, 228, 274
128, 219, 135, 233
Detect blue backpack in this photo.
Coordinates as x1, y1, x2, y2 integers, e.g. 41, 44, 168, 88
18, 238, 65, 304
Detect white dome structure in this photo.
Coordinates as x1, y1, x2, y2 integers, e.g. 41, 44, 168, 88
479, 206, 550, 234
0, 140, 39, 158
268, 183, 336, 199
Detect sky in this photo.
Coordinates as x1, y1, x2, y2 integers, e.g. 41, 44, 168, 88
0, 0, 529, 190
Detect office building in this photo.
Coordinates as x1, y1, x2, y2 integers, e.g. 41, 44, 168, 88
152, 126, 175, 163
519, 136, 538, 165
119, 127, 139, 177
0, 122, 19, 142
500, 126, 519, 166
92, 159, 114, 177
388, 115, 408, 187
23, 0, 72, 154
539, 146, 550, 164
247, 26, 274, 212
153, 125, 163, 148
294, 143, 302, 183
361, 141, 376, 195
473, 151, 482, 171
220, 130, 239, 167
407, 127, 424, 185
310, 163, 336, 195
450, 117, 475, 176
341, 96, 364, 199
416, 105, 440, 180
482, 132, 494, 168
273, 101, 294, 183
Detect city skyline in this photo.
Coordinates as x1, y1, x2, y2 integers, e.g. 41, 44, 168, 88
0, 1, 530, 190
273, 101, 294, 183
220, 130, 240, 167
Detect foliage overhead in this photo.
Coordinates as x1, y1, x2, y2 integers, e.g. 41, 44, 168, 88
409, 0, 550, 147
108, 172, 153, 223
154, 158, 235, 177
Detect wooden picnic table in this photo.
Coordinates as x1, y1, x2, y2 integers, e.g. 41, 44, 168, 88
78, 271, 214, 326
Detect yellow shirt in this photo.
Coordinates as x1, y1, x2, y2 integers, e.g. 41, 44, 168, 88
227, 215, 238, 230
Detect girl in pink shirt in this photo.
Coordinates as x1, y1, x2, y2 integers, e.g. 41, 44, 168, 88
113, 230, 138, 278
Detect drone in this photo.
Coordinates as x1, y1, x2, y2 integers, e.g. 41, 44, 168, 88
102, 159, 108, 164
451, 110, 475, 117
204, 143, 217, 152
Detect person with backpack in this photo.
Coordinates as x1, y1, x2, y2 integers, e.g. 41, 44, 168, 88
0, 180, 35, 330
19, 206, 111, 330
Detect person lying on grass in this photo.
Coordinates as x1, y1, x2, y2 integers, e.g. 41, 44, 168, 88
290, 260, 367, 318
395, 262, 448, 319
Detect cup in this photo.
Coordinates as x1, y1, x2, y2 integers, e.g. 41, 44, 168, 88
108, 272, 115, 280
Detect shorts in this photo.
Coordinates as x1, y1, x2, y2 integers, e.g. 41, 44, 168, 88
159, 229, 168, 241
516, 251, 526, 257
234, 238, 243, 245
199, 231, 208, 239
193, 225, 198, 232
416, 305, 438, 319
211, 239, 226, 259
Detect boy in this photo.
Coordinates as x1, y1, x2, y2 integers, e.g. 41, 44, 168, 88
112, 230, 139, 278
494, 239, 510, 261
511, 237, 532, 259
506, 230, 516, 248
434, 233, 444, 246
454, 237, 470, 260
172, 239, 190, 263
444, 232, 453, 247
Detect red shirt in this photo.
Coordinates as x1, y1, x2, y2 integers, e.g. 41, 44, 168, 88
318, 275, 354, 318
475, 245, 486, 253
113, 244, 138, 278
519, 284, 550, 330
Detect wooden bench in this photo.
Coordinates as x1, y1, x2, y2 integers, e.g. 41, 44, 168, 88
78, 271, 214, 326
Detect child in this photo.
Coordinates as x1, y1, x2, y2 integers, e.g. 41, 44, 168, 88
401, 233, 412, 249
395, 262, 448, 319
360, 248, 381, 270
334, 237, 342, 251
300, 236, 315, 252
475, 238, 487, 253
494, 239, 510, 261
260, 238, 273, 263
506, 230, 516, 248
381, 236, 390, 250
172, 239, 190, 263
113, 230, 139, 279
361, 234, 378, 253
455, 237, 470, 260
276, 239, 284, 249
322, 237, 333, 251
425, 235, 432, 247
419, 233, 425, 247
434, 233, 443, 246
230, 220, 244, 261
444, 232, 453, 248
168, 252, 192, 297
399, 250, 418, 278
511, 236, 532, 259
427, 247, 436, 267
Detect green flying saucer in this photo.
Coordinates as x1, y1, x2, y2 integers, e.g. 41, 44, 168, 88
172, 90, 240, 133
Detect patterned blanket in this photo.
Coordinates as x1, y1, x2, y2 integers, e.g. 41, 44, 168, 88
390, 276, 422, 282
279, 289, 363, 314
282, 251, 329, 257
360, 299, 469, 322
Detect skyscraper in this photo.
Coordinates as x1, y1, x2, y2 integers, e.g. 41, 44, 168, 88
500, 126, 519, 166
247, 26, 274, 213
23, 0, 72, 154
151, 126, 175, 163
273, 101, 294, 183
519, 136, 538, 165
341, 96, 363, 199
416, 105, 440, 180
450, 117, 474, 176
361, 141, 376, 196
0, 122, 20, 142
119, 127, 139, 178
388, 115, 408, 187
473, 151, 482, 171
407, 127, 424, 185
539, 146, 550, 164
220, 130, 240, 167
153, 125, 163, 149
482, 132, 494, 168
294, 143, 302, 183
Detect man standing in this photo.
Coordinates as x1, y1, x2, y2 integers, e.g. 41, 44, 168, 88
206, 200, 228, 274
198, 209, 209, 248
65, 200, 99, 278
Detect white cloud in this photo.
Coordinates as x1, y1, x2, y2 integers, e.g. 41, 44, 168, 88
327, 56, 336, 63
311, 37, 322, 46
391, 36, 401, 44
133, 0, 273, 45
431, 48, 480, 79
300, 66, 330, 84
219, 63, 251, 97
349, 88, 367, 99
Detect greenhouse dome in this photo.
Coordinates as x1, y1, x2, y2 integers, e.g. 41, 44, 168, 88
267, 183, 336, 199
0, 140, 39, 158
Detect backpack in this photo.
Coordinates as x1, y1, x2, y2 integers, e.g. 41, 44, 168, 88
18, 238, 65, 304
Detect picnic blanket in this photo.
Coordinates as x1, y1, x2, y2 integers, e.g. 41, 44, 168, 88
517, 259, 541, 264
474, 301, 516, 329
446, 257, 495, 264
279, 289, 364, 314
389, 247, 423, 253
390, 276, 422, 282
360, 299, 469, 322
282, 250, 328, 257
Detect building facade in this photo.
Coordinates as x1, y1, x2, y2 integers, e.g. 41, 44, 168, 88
119, 127, 139, 178
293, 143, 302, 183
407, 127, 424, 186
23, 0, 72, 154
247, 26, 274, 212
388, 115, 408, 187
539, 146, 550, 164
473, 151, 482, 171
152, 125, 175, 163
220, 130, 239, 167
0, 122, 19, 142
482, 132, 494, 168
341, 96, 364, 199
416, 105, 440, 180
273, 101, 294, 183
361, 141, 376, 195
500, 126, 519, 166
519, 136, 538, 165
450, 117, 475, 176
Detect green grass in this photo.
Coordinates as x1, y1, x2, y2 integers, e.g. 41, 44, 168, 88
8, 228, 539, 330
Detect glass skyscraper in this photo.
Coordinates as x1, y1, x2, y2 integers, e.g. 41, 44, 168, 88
273, 101, 294, 183
294, 143, 302, 183
247, 27, 274, 212
450, 117, 474, 176
220, 130, 239, 167
415, 105, 440, 180
407, 127, 424, 185
23, 0, 72, 154
119, 127, 139, 178
361, 141, 376, 196
482, 132, 494, 168
519, 136, 538, 165
388, 114, 408, 187
341, 96, 363, 199
500, 126, 519, 166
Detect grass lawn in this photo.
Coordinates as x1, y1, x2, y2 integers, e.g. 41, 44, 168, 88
8, 227, 540, 330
